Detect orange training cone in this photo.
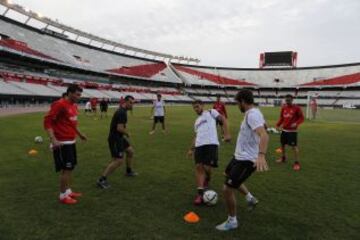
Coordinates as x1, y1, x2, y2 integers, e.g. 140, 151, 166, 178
184, 211, 200, 223
275, 147, 283, 154
28, 149, 38, 156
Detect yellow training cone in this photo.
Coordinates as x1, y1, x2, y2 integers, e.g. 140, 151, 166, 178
28, 149, 38, 156
184, 211, 200, 223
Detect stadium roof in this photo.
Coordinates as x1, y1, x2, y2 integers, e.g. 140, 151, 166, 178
0, 0, 201, 64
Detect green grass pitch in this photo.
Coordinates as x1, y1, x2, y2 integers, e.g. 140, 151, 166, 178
0, 105, 359, 240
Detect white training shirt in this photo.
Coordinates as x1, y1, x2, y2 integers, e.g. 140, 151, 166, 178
153, 100, 165, 117
194, 109, 220, 147
234, 108, 265, 162
85, 101, 91, 110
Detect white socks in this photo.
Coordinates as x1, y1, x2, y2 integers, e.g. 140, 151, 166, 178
245, 192, 254, 202
228, 216, 237, 224
59, 188, 72, 200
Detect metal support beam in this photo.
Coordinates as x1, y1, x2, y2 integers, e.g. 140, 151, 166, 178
24, 16, 31, 24
2, 7, 9, 16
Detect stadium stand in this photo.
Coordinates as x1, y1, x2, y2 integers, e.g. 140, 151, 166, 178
0, 17, 181, 83
0, 10, 360, 109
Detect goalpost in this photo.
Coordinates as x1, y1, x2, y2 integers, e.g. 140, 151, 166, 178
305, 91, 360, 123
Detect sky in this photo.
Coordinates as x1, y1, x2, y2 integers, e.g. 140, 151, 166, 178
6, 0, 360, 67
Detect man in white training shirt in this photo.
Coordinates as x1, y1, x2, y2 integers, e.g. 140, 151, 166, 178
149, 94, 166, 135
187, 100, 231, 205
216, 89, 269, 231
85, 100, 92, 116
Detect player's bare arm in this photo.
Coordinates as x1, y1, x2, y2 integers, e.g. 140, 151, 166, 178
46, 128, 62, 147
117, 123, 130, 138
254, 126, 269, 172
76, 128, 87, 141
217, 115, 231, 142
150, 106, 154, 117
187, 136, 196, 158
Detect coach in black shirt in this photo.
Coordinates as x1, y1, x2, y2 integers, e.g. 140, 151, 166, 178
100, 98, 109, 118
97, 95, 137, 189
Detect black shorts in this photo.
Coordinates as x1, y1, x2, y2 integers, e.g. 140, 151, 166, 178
91, 107, 96, 112
154, 116, 165, 123
281, 131, 298, 146
194, 144, 218, 167
216, 119, 223, 126
108, 137, 130, 159
53, 144, 77, 172
224, 158, 255, 189
100, 107, 108, 112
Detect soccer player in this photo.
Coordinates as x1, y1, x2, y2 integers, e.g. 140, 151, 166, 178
97, 95, 137, 189
213, 95, 228, 139
90, 97, 98, 116
187, 100, 231, 205
85, 100, 92, 115
275, 94, 304, 170
216, 90, 269, 231
43, 84, 87, 205
100, 98, 109, 119
149, 94, 166, 135
310, 97, 318, 120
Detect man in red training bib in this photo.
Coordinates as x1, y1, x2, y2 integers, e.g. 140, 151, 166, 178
44, 84, 87, 205
213, 95, 228, 139
276, 94, 304, 171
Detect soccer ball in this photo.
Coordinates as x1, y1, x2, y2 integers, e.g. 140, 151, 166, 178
267, 127, 279, 134
34, 136, 43, 143
203, 190, 218, 206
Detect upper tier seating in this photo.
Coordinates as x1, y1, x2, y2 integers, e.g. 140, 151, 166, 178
173, 64, 360, 87
0, 19, 181, 84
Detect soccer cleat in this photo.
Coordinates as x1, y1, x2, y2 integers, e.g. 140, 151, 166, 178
97, 179, 110, 189
69, 192, 82, 198
125, 171, 138, 177
293, 162, 301, 171
60, 196, 77, 205
193, 194, 203, 205
215, 219, 238, 231
149, 131, 155, 135
247, 197, 259, 211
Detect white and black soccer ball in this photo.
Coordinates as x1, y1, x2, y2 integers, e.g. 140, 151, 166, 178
34, 136, 43, 143
203, 190, 218, 206
267, 127, 279, 134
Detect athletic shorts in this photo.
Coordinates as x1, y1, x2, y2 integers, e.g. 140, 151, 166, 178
281, 131, 298, 146
100, 107, 108, 112
224, 158, 255, 189
194, 144, 218, 168
108, 137, 130, 159
91, 107, 96, 112
154, 116, 165, 123
53, 144, 77, 172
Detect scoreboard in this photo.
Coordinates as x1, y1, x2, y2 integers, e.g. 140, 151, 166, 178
259, 51, 297, 68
